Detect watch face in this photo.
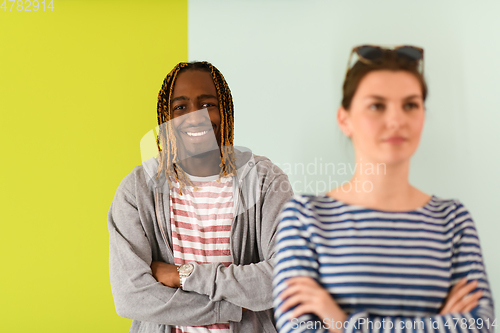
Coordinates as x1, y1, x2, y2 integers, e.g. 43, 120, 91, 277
179, 263, 194, 275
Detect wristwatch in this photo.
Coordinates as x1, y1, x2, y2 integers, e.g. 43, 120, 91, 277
177, 263, 194, 290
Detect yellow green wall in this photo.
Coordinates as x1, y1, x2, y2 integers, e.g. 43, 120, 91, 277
0, 1, 187, 331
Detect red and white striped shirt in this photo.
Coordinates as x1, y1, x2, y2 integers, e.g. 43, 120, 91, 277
169, 173, 234, 333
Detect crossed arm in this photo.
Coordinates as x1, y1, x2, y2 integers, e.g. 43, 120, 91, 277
149, 173, 294, 312
272, 200, 495, 333
108, 186, 242, 326
150, 262, 250, 312
150, 262, 181, 288
276, 276, 483, 333
108, 171, 293, 325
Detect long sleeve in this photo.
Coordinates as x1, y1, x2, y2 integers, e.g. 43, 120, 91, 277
273, 197, 322, 332
341, 202, 495, 333
108, 176, 242, 326
272, 196, 495, 333
183, 171, 294, 311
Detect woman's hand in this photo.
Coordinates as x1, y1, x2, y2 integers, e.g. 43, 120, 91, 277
439, 278, 483, 314
150, 261, 181, 288
279, 277, 347, 332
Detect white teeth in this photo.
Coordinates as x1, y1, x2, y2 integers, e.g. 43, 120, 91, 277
186, 130, 208, 137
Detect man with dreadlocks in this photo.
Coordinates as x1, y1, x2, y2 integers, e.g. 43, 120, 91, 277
108, 61, 293, 333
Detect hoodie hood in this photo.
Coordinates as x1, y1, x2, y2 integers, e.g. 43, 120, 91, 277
142, 146, 272, 216
141, 146, 263, 192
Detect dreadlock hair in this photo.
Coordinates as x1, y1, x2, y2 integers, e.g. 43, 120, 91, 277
156, 61, 236, 194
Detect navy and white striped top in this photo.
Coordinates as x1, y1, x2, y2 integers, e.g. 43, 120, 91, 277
273, 195, 495, 333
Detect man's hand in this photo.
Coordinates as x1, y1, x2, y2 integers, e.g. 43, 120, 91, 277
151, 261, 181, 288
279, 277, 347, 333
439, 278, 483, 314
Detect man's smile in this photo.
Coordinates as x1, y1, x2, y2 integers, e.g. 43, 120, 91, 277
185, 129, 210, 137
179, 125, 216, 139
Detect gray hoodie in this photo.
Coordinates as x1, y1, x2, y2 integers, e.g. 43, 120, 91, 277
108, 149, 293, 332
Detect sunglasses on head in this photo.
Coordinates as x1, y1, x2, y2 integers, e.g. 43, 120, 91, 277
346, 45, 425, 76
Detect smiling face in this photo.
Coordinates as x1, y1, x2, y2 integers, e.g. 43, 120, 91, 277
170, 69, 222, 158
338, 70, 425, 165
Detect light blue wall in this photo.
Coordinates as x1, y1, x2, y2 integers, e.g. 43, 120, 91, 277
189, 0, 500, 320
